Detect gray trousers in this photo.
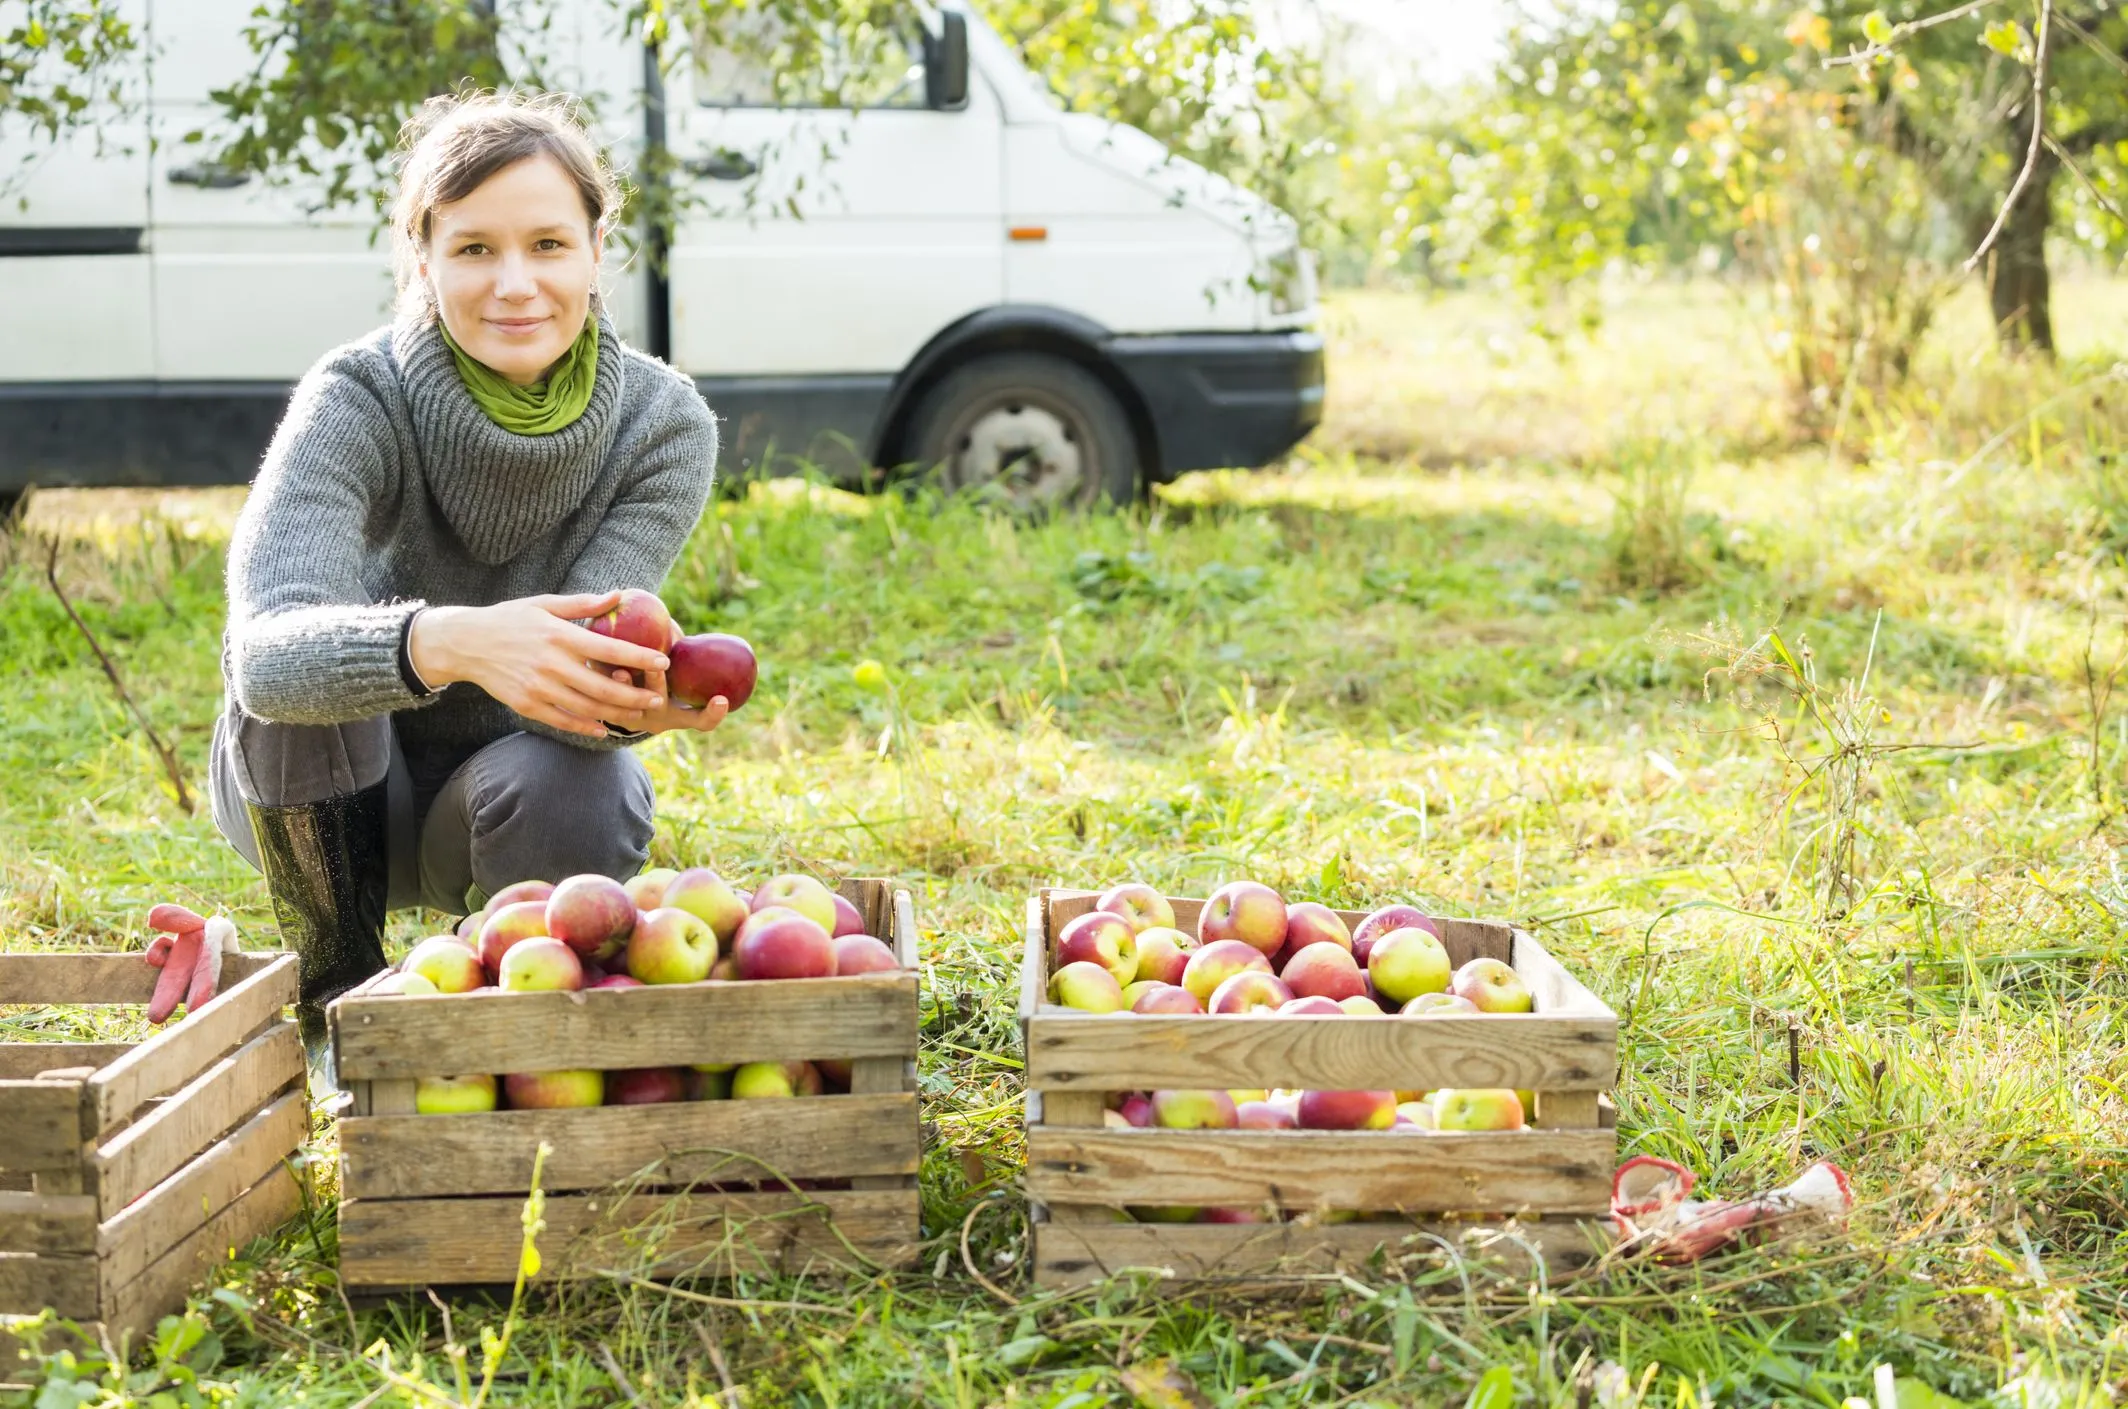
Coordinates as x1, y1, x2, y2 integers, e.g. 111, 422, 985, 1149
210, 709, 656, 915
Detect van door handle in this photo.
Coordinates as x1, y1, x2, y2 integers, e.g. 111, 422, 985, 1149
168, 164, 250, 189
684, 150, 757, 181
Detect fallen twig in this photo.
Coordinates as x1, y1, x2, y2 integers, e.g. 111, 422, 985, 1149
44, 537, 194, 813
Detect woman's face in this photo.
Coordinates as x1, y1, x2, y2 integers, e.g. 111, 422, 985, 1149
421, 153, 603, 388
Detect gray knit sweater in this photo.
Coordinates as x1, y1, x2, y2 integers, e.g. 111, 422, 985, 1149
220, 313, 719, 756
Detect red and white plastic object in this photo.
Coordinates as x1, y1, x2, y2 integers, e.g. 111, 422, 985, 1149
142, 907, 240, 1025
1610, 1154, 1853, 1263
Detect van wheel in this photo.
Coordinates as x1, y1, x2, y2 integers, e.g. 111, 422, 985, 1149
906, 354, 1141, 510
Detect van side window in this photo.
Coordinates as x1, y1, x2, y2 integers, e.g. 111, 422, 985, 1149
689, 16, 927, 111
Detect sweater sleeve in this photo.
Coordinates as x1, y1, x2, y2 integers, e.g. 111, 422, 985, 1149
511, 374, 720, 751
223, 362, 436, 726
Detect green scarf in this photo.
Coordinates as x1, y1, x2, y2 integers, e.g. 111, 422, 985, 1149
440, 317, 599, 436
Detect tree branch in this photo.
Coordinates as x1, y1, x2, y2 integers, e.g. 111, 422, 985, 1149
1966, 0, 2054, 273
2044, 132, 2128, 227
1825, 0, 2008, 68
43, 537, 196, 814
2056, 11, 2128, 81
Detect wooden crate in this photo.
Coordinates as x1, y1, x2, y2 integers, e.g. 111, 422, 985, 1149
332, 879, 923, 1292
1019, 889, 1619, 1288
0, 952, 306, 1380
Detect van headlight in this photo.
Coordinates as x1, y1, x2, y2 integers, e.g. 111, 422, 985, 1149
1259, 244, 1317, 317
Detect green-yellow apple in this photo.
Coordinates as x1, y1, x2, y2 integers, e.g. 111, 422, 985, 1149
1097, 882, 1176, 934
415, 1073, 497, 1114
1367, 928, 1453, 1005
1056, 909, 1139, 987
498, 936, 584, 992
1297, 1089, 1397, 1130
1131, 926, 1198, 985
1129, 1205, 1201, 1224
1180, 939, 1272, 1003
1338, 995, 1385, 1015
371, 971, 439, 996
1352, 904, 1442, 965
731, 1060, 820, 1098
1281, 941, 1367, 1002
623, 866, 680, 912
1049, 960, 1125, 1013
665, 868, 749, 942
1197, 880, 1289, 957
1431, 1088, 1526, 1130
455, 909, 487, 941
503, 1069, 603, 1108
1394, 1100, 1437, 1130
404, 935, 484, 994
749, 874, 839, 932
1450, 958, 1533, 1013
1130, 982, 1205, 1015
1121, 979, 1165, 1008
626, 907, 719, 985
733, 911, 835, 980
606, 1067, 690, 1105
1402, 992, 1478, 1017
691, 1068, 733, 1100
831, 933, 899, 975
546, 873, 637, 958
1236, 1098, 1296, 1130
1208, 970, 1293, 1014
1276, 994, 1346, 1016
477, 900, 551, 980
1152, 1089, 1238, 1129
1228, 1088, 1267, 1104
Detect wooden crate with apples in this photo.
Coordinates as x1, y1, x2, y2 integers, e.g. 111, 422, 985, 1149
1018, 888, 1619, 1288
0, 952, 306, 1380
330, 879, 922, 1293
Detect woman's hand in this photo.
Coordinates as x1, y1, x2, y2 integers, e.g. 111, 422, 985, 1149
407, 591, 671, 739
602, 668, 732, 736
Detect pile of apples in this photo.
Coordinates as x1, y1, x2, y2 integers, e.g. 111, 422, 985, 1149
368, 868, 900, 1115
1047, 881, 1538, 1144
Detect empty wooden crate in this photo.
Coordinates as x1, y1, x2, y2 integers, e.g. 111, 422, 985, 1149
0, 951, 306, 1376
331, 880, 923, 1292
1019, 889, 1619, 1287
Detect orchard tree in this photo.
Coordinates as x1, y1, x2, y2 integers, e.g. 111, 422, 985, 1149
1, 0, 137, 177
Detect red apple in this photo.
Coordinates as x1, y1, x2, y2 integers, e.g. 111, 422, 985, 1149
1131, 982, 1206, 1015
477, 900, 551, 979
1236, 1098, 1297, 1130
709, 956, 737, 982
1197, 881, 1289, 957
588, 588, 673, 654
1116, 1092, 1156, 1127
545, 873, 637, 958
455, 910, 487, 942
668, 632, 758, 711
626, 907, 719, 985
1056, 910, 1139, 987
1297, 1089, 1397, 1131
1367, 927, 1453, 1005
606, 1067, 690, 1105
503, 1069, 604, 1109
663, 868, 750, 942
1131, 926, 1197, 986
1180, 939, 1272, 1003
1352, 904, 1442, 966
1276, 995, 1346, 1017
488, 879, 556, 911
1280, 941, 1367, 1002
403, 935, 483, 994
691, 1068, 733, 1100
735, 905, 801, 946
829, 892, 867, 938
623, 866, 680, 912
1208, 970, 1293, 1015
415, 1073, 498, 1114
1432, 1088, 1526, 1131
1450, 958, 1533, 1013
750, 875, 839, 932
498, 936, 583, 992
832, 933, 900, 976
1049, 960, 1125, 1013
733, 911, 836, 980
1096, 882, 1176, 934
1403, 992, 1478, 1017
1121, 980, 1165, 1008
1198, 1207, 1267, 1224
591, 973, 644, 990
1280, 902, 1352, 963
1152, 1089, 1238, 1129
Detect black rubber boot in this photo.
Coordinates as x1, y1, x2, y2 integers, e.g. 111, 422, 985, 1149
244, 782, 391, 1099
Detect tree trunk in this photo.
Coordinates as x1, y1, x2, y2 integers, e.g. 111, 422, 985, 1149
1979, 137, 2058, 356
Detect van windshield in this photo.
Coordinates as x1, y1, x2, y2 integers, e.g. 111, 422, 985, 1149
957, 5, 1065, 111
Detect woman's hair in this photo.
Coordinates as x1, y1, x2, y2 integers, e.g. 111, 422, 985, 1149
390, 90, 624, 320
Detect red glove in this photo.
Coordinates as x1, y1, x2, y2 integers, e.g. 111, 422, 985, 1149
143, 907, 238, 1025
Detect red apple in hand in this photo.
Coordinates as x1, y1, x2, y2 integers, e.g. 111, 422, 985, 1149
668, 633, 757, 711
589, 588, 673, 651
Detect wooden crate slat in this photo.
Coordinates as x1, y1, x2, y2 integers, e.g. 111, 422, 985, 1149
334, 974, 918, 1081
1025, 1011, 1616, 1093
0, 1044, 132, 1079
339, 1188, 922, 1287
0, 1080, 87, 1173
96, 1090, 308, 1288
1027, 1127, 1614, 1214
0, 953, 280, 1008
341, 1092, 919, 1200
92, 1023, 304, 1217
100, 1164, 303, 1349
0, 1251, 100, 1320
1033, 1215, 1609, 1287
88, 956, 298, 1135
0, 1192, 97, 1255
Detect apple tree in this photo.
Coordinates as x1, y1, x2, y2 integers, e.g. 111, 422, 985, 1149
1, 0, 137, 176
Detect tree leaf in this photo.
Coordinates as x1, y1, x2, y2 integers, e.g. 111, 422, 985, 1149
1861, 11, 1895, 45
1981, 20, 2023, 56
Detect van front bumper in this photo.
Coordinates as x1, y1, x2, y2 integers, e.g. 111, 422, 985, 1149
1103, 329, 1325, 479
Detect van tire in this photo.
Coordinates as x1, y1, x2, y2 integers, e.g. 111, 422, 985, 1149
906, 354, 1141, 510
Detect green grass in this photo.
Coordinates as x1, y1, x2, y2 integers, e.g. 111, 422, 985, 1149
4, 284, 2128, 1405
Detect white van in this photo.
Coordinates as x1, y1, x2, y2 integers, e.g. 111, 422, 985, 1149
0, 1, 1322, 511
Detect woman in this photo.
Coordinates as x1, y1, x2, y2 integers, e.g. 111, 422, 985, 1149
210, 92, 724, 1081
